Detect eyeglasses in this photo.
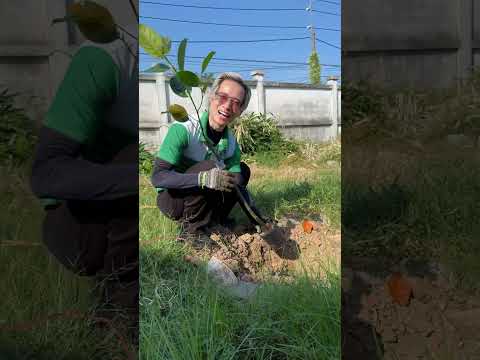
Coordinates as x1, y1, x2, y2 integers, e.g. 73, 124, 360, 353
214, 92, 242, 111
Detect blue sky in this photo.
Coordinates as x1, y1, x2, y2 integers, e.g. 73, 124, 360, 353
139, 0, 341, 83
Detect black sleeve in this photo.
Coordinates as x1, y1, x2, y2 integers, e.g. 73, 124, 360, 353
150, 158, 199, 190
30, 126, 138, 201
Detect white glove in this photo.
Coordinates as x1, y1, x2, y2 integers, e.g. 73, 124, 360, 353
198, 168, 236, 192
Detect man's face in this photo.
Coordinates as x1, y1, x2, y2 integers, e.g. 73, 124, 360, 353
209, 79, 245, 130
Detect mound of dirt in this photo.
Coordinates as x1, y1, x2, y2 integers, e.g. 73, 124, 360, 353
190, 218, 340, 282
343, 264, 480, 359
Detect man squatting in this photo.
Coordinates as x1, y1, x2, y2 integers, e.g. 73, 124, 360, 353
30, 24, 139, 341
151, 73, 253, 240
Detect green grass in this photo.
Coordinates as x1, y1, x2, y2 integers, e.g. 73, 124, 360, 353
342, 74, 480, 290
140, 151, 341, 359
141, 241, 339, 359
247, 170, 340, 229
243, 139, 340, 170
343, 150, 480, 290
0, 166, 125, 359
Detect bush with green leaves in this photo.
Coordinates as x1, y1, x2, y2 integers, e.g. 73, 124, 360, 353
0, 89, 37, 166
341, 81, 387, 128
139, 142, 155, 175
231, 112, 298, 155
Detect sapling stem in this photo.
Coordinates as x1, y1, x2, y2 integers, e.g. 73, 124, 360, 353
163, 56, 177, 73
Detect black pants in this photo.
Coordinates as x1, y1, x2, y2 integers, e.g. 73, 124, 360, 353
41, 146, 139, 317
157, 160, 250, 232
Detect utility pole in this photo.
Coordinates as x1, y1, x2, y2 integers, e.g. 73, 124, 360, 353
307, 0, 316, 53
307, 0, 321, 85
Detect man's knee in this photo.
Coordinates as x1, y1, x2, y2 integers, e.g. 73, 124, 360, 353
42, 208, 106, 277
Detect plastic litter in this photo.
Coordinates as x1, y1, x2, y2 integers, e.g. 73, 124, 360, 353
207, 256, 259, 300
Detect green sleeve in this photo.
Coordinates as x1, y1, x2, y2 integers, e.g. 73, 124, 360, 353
156, 123, 189, 165
225, 142, 241, 173
45, 46, 119, 143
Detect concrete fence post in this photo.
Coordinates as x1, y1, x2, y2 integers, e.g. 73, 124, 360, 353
155, 72, 170, 125
154, 72, 171, 149
457, 0, 473, 85
327, 76, 339, 140
251, 70, 266, 115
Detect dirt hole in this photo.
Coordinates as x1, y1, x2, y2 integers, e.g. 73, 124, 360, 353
187, 217, 340, 282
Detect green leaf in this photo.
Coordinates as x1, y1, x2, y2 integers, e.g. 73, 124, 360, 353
144, 63, 170, 73
66, 1, 118, 43
170, 76, 189, 98
201, 51, 215, 73
168, 104, 189, 122
178, 39, 187, 71
176, 71, 200, 87
139, 24, 171, 58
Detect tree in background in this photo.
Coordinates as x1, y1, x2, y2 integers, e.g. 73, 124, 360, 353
309, 51, 321, 85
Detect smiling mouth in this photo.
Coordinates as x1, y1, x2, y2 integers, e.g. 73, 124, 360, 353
218, 110, 231, 120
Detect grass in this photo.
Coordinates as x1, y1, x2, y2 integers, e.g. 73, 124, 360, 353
342, 75, 480, 291
0, 165, 126, 359
343, 153, 480, 281
140, 143, 341, 359
0, 140, 341, 359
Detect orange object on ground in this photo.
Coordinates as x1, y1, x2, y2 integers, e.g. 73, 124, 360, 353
302, 219, 314, 233
387, 272, 413, 306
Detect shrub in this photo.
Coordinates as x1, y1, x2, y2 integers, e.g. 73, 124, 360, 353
231, 112, 298, 155
341, 81, 386, 128
0, 89, 37, 166
139, 142, 154, 175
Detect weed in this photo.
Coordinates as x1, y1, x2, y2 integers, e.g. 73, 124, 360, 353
0, 89, 37, 167
139, 142, 154, 176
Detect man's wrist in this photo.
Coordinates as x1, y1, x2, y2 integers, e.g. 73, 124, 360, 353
198, 171, 207, 188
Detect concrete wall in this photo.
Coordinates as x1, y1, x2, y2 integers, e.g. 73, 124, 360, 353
139, 72, 341, 151
0, 1, 68, 124
343, 0, 478, 89
0, 1, 138, 124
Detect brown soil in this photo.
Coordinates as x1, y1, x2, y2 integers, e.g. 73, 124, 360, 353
343, 262, 480, 359
188, 218, 340, 282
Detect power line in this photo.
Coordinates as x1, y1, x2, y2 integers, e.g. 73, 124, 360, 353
316, 37, 340, 49
315, 0, 341, 5
146, 64, 310, 73
140, 1, 340, 15
139, 52, 341, 67
139, 16, 340, 32
140, 35, 340, 47
143, 59, 309, 70
185, 61, 306, 70
141, 62, 339, 79
311, 9, 340, 16
140, 2, 303, 10
168, 36, 309, 44
190, 62, 309, 71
